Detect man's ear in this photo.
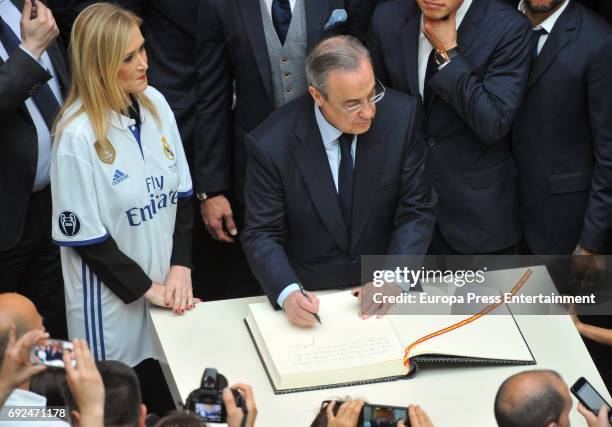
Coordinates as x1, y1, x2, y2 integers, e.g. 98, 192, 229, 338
308, 86, 323, 107
71, 410, 81, 427
138, 404, 147, 427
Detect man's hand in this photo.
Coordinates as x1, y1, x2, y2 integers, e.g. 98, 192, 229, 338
397, 405, 435, 427
200, 196, 237, 242
356, 282, 401, 318
283, 290, 320, 328
224, 383, 257, 427
422, 12, 458, 52
0, 326, 47, 404
325, 400, 365, 427
577, 402, 610, 427
164, 265, 197, 314
20, 0, 59, 59
64, 340, 104, 427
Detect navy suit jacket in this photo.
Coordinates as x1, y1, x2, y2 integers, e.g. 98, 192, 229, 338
0, 0, 70, 251
241, 91, 437, 306
513, 1, 612, 254
194, 0, 346, 201
368, 0, 532, 253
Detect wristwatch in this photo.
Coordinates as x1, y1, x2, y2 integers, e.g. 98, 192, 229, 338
434, 46, 460, 67
196, 191, 224, 201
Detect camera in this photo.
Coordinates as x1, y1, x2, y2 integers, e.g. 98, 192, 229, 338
185, 368, 247, 423
29, 339, 76, 369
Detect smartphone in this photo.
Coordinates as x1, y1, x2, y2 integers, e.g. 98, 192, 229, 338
360, 403, 409, 427
29, 339, 76, 369
570, 377, 612, 420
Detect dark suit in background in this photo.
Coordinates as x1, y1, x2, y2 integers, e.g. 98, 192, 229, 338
241, 92, 436, 305
513, 1, 612, 255
0, 0, 69, 338
345, 0, 380, 42
369, 0, 532, 254
194, 0, 345, 299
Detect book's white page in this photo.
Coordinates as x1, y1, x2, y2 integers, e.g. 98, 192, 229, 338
390, 306, 533, 362
248, 291, 405, 381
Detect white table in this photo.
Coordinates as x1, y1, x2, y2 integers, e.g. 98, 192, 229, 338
150, 267, 611, 427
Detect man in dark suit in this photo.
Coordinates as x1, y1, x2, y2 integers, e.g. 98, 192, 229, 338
513, 0, 612, 255
369, 0, 532, 255
194, 0, 347, 299
0, 0, 69, 338
514, 0, 612, 393
241, 36, 436, 327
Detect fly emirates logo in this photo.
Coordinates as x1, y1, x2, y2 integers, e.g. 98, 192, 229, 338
125, 176, 178, 226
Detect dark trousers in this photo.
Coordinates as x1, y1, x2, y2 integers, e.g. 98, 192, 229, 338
191, 198, 263, 301
0, 186, 67, 339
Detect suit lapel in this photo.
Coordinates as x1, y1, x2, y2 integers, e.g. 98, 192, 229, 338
350, 129, 385, 251
238, 0, 274, 103
305, 0, 325, 53
400, 12, 421, 98
293, 106, 349, 252
527, 2, 578, 90
456, 0, 486, 53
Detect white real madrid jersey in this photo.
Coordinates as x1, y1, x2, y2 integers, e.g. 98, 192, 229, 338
51, 86, 192, 367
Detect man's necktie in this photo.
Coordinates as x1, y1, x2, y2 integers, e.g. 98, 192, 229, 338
272, 0, 292, 45
0, 16, 60, 130
423, 48, 438, 107
531, 28, 548, 59
338, 133, 354, 233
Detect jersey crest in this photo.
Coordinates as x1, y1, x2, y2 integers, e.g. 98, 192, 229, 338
94, 140, 116, 164
161, 137, 175, 160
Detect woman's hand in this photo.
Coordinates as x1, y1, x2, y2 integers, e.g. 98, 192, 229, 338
163, 265, 197, 314
224, 383, 257, 427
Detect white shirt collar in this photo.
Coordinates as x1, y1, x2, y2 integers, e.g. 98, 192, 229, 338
5, 388, 47, 407
518, 0, 571, 32
314, 104, 343, 149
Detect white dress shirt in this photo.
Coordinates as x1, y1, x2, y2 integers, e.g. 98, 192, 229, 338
264, 0, 296, 17
0, 0, 63, 192
0, 389, 70, 427
276, 105, 357, 308
418, 0, 474, 97
518, 0, 570, 55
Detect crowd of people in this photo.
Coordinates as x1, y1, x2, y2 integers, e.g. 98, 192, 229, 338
1, 0, 612, 425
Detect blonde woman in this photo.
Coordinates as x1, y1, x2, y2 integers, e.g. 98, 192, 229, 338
50, 3, 195, 410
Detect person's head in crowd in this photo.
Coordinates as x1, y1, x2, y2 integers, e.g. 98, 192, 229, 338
415, 0, 464, 20
495, 370, 571, 427
29, 368, 69, 408
306, 35, 378, 136
153, 411, 206, 427
55, 2, 160, 149
523, 0, 567, 14
68, 360, 146, 427
0, 293, 45, 385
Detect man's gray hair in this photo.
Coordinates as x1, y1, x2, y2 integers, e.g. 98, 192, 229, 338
305, 35, 371, 98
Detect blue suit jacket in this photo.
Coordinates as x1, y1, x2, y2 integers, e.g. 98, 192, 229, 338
241, 91, 437, 306
368, 0, 532, 253
513, 1, 612, 254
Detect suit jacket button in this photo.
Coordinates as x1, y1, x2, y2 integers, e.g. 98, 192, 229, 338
281, 57, 288, 64
351, 256, 357, 263
427, 137, 436, 146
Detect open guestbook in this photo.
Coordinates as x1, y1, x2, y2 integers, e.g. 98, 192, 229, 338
244, 289, 535, 394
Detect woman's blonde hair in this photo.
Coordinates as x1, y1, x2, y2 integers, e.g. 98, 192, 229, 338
54, 3, 160, 148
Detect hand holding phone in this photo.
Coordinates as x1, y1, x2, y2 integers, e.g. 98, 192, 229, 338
571, 377, 612, 425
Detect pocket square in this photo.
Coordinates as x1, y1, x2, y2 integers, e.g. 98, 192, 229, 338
324, 8, 347, 31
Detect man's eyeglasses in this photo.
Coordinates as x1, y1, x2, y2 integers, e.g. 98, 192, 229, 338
329, 80, 386, 114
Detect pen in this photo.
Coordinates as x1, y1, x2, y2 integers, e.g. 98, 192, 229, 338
297, 282, 322, 324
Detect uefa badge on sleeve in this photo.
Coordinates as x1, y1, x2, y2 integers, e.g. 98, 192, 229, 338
58, 211, 81, 237
162, 136, 175, 160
